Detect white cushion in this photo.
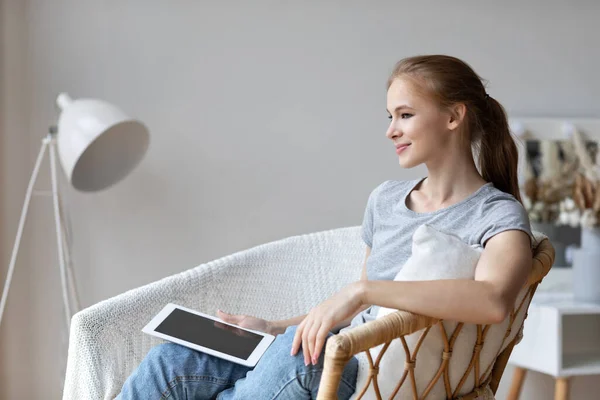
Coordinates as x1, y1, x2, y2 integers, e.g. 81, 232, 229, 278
350, 224, 530, 399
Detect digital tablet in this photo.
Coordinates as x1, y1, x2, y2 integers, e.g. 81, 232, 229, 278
142, 303, 276, 367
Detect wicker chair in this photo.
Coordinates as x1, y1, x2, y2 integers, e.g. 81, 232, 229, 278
62, 226, 553, 400
317, 237, 555, 400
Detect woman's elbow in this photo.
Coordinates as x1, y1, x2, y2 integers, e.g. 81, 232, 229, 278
488, 303, 510, 324
487, 293, 512, 324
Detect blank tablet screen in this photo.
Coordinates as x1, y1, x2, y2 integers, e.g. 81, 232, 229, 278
154, 308, 264, 360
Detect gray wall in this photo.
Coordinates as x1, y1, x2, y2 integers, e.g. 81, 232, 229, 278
1, 1, 599, 398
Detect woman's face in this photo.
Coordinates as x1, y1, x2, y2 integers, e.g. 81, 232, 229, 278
386, 78, 456, 169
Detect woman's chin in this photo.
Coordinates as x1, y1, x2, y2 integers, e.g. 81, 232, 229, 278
398, 156, 419, 169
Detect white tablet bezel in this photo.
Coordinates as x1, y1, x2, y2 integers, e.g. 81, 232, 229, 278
142, 303, 276, 367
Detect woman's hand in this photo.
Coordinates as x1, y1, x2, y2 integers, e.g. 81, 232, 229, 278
216, 310, 273, 335
291, 282, 365, 366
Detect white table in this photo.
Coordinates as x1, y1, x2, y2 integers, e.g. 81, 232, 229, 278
507, 288, 600, 400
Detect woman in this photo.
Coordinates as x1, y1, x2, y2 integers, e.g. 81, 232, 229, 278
117, 55, 533, 399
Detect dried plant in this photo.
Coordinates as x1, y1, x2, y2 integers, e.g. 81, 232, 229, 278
573, 174, 593, 209
523, 128, 600, 228
524, 140, 575, 223
558, 198, 581, 227
594, 181, 600, 213
539, 141, 561, 183
562, 128, 600, 228
572, 129, 598, 182
581, 209, 599, 228
560, 141, 578, 175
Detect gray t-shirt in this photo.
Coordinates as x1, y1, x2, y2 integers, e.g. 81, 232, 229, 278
344, 178, 533, 331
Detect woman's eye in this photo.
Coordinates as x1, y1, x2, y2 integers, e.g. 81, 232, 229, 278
387, 115, 393, 120
400, 113, 413, 119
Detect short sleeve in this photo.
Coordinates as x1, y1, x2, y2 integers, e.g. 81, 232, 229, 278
479, 195, 534, 247
361, 181, 387, 248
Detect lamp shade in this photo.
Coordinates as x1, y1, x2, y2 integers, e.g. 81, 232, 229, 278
56, 93, 150, 192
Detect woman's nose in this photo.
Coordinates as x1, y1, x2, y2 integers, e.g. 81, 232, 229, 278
386, 123, 400, 140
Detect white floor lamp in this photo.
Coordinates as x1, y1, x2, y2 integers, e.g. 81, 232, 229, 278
0, 93, 150, 331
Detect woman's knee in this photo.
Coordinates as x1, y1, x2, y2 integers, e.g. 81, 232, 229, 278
142, 342, 203, 374
146, 342, 190, 360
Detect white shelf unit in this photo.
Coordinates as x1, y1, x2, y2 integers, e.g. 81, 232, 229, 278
511, 292, 600, 378
562, 352, 600, 376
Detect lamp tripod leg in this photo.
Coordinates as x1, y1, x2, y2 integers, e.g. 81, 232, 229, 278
60, 213, 81, 313
56, 188, 81, 313
0, 139, 50, 327
49, 139, 74, 331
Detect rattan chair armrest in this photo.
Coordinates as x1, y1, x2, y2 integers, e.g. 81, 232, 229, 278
318, 310, 437, 399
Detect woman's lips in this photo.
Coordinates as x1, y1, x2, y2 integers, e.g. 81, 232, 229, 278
396, 144, 410, 154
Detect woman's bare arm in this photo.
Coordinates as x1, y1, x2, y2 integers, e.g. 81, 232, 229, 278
357, 230, 532, 325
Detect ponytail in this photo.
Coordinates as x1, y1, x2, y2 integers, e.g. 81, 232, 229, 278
478, 97, 522, 203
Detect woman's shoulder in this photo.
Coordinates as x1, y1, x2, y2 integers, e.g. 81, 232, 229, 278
478, 185, 526, 211
474, 185, 533, 245
471, 185, 529, 225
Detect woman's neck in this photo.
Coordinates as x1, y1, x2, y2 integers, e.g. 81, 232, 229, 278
419, 154, 487, 208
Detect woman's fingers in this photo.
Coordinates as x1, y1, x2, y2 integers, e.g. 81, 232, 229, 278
290, 312, 332, 365
291, 320, 305, 356
307, 322, 319, 364
312, 325, 329, 363
217, 309, 239, 322
302, 319, 314, 366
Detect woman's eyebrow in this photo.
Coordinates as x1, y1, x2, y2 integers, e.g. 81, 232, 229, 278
386, 105, 413, 114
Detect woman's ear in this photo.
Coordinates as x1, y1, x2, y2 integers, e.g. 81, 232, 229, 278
447, 103, 467, 131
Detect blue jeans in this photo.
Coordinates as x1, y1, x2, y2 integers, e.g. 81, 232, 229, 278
116, 325, 358, 399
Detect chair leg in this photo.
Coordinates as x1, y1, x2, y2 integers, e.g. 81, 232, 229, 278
507, 367, 527, 400
554, 377, 569, 400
